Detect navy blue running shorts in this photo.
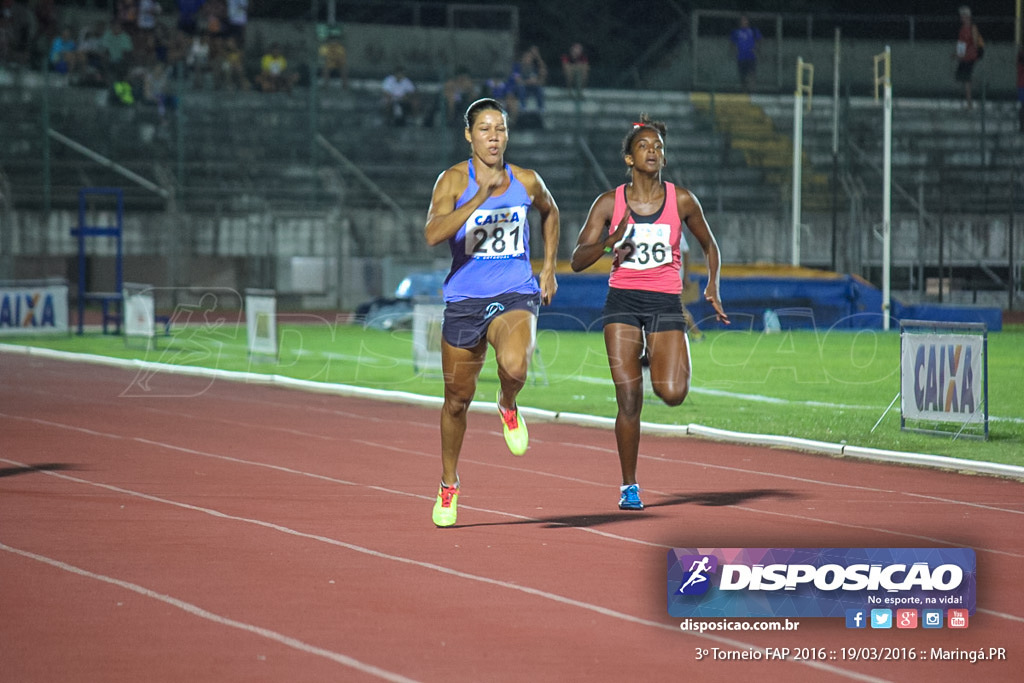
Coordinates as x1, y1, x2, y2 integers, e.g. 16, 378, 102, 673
442, 291, 540, 348
602, 287, 686, 333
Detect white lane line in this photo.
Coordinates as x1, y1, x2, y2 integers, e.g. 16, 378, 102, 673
4, 410, 1023, 563
358, 439, 1024, 560
0, 461, 891, 683
0, 541, 421, 683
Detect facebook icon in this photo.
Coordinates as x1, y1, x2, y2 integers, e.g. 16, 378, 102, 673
846, 609, 867, 629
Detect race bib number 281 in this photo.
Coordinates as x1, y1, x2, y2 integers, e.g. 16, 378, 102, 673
465, 207, 527, 259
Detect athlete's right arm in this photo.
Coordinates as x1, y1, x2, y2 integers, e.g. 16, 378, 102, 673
570, 191, 620, 272
424, 167, 499, 247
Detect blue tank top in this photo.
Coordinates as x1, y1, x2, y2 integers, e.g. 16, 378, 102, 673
443, 160, 539, 301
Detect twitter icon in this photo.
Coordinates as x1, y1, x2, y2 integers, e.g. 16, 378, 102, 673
870, 609, 893, 629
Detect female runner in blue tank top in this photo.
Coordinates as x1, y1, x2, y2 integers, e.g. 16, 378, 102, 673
424, 97, 560, 527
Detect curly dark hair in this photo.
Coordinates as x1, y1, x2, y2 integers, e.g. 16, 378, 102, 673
620, 113, 667, 159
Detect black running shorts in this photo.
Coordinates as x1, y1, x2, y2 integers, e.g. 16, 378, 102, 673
601, 287, 686, 333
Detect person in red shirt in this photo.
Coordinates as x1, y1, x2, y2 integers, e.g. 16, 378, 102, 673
561, 42, 589, 99
953, 5, 985, 109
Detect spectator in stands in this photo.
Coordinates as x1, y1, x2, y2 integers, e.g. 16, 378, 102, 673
511, 45, 547, 116
484, 68, 518, 124
215, 35, 249, 90
176, 0, 205, 36
257, 42, 298, 94
225, 0, 247, 46
953, 5, 984, 109
34, 0, 59, 53
99, 19, 134, 81
561, 41, 589, 99
136, 0, 162, 40
318, 28, 348, 89
160, 23, 190, 71
186, 32, 211, 88
75, 21, 108, 86
570, 114, 728, 511
730, 14, 762, 92
200, 0, 227, 39
442, 67, 477, 127
1, 0, 34, 67
142, 60, 175, 116
49, 26, 81, 77
115, 0, 138, 32
381, 65, 418, 125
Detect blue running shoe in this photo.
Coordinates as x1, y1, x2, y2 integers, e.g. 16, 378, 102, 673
618, 484, 644, 510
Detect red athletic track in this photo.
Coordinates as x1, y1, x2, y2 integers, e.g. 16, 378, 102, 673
1, 351, 1021, 683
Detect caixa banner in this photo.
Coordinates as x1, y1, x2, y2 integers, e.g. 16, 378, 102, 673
667, 548, 976, 618
0, 281, 69, 336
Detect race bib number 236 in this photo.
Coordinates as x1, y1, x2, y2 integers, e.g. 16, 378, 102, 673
465, 207, 527, 259
616, 223, 672, 270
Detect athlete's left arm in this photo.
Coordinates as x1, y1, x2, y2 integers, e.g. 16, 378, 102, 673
678, 187, 729, 325
517, 167, 560, 305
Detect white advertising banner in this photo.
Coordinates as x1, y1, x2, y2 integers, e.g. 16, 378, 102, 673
123, 286, 155, 340
0, 282, 69, 335
412, 303, 444, 375
901, 332, 985, 423
245, 291, 278, 359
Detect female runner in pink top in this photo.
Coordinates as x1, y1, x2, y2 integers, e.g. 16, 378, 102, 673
570, 113, 728, 510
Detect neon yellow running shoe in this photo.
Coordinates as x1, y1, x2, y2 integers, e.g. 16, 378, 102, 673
432, 483, 459, 527
496, 389, 528, 456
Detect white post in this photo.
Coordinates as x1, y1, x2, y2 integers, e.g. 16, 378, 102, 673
792, 64, 803, 267
882, 46, 893, 331
873, 46, 893, 330
791, 57, 813, 267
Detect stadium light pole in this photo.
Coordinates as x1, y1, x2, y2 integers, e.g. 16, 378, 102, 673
873, 46, 893, 331
792, 57, 814, 267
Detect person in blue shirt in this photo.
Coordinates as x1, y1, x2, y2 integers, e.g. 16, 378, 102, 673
423, 97, 560, 527
730, 14, 762, 92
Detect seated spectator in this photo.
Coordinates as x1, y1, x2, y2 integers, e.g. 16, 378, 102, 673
561, 41, 589, 98
318, 29, 348, 89
512, 45, 547, 113
484, 70, 518, 124
1, 0, 34, 66
200, 0, 228, 39
142, 61, 176, 116
100, 19, 134, 82
75, 22, 108, 86
34, 0, 60, 50
176, 0, 205, 36
443, 67, 477, 127
136, 0, 162, 39
115, 0, 137, 31
214, 35, 249, 90
49, 26, 81, 77
381, 65, 417, 125
257, 42, 298, 93
225, 0, 247, 46
186, 33, 212, 88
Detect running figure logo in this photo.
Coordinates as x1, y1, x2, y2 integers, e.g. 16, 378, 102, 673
677, 554, 718, 595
